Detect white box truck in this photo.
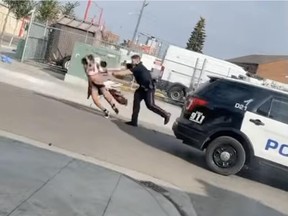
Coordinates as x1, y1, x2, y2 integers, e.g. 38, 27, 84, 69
157, 45, 248, 101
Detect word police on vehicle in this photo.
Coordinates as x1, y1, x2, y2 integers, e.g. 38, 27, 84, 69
266, 139, 288, 157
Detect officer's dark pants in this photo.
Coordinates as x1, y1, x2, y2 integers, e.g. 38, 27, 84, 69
131, 87, 168, 124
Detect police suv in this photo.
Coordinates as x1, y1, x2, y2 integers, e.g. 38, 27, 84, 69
173, 76, 288, 176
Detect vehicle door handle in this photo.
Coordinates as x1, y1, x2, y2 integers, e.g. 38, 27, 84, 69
249, 119, 265, 126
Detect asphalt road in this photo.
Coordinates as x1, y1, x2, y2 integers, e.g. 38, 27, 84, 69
0, 83, 287, 216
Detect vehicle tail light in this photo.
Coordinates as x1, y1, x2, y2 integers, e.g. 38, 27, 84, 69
186, 97, 208, 111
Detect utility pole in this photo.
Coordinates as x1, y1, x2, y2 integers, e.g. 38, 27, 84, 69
98, 7, 103, 26
128, 0, 148, 54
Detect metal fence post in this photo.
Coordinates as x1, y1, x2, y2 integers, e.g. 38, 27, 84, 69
196, 59, 207, 89
21, 8, 35, 62
189, 58, 199, 90
227, 67, 231, 77
85, 30, 88, 43
43, 20, 48, 37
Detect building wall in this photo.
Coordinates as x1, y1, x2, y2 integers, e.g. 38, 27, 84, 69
0, 4, 22, 36
257, 60, 288, 84
103, 31, 119, 44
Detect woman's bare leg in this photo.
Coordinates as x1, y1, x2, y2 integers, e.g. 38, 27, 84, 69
101, 88, 119, 114
91, 88, 110, 117
101, 88, 114, 105
91, 88, 104, 110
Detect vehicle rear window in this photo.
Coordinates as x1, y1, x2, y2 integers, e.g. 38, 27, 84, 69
257, 98, 272, 116
269, 99, 288, 124
197, 80, 257, 105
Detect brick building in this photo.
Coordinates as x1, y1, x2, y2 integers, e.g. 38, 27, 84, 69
102, 31, 119, 44
228, 55, 288, 84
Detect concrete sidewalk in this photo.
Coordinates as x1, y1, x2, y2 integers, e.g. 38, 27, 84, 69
0, 136, 188, 216
0, 53, 181, 134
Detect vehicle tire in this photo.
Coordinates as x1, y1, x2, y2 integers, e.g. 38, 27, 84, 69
167, 85, 185, 101
205, 136, 246, 176
62, 56, 71, 71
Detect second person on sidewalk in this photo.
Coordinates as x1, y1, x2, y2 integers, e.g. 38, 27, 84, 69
113, 54, 171, 127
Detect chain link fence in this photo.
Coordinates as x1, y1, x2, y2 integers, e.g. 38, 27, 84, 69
18, 19, 170, 65
20, 22, 94, 62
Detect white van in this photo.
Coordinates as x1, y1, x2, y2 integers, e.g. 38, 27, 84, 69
157, 45, 247, 101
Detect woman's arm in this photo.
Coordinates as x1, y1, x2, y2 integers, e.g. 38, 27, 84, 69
99, 68, 108, 76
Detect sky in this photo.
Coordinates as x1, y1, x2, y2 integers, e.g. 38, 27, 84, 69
74, 1, 288, 59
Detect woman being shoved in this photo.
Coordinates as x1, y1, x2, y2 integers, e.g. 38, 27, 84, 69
81, 54, 119, 118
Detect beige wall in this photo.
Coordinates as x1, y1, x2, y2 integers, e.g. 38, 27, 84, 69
257, 60, 288, 84
0, 4, 22, 36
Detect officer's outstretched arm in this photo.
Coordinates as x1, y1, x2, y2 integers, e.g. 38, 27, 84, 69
112, 70, 133, 78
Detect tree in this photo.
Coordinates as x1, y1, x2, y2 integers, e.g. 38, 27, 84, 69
61, 1, 80, 17
9, 0, 35, 46
186, 17, 206, 53
36, 0, 60, 24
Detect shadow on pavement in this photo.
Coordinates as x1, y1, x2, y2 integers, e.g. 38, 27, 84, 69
189, 179, 286, 216
238, 162, 288, 191
40, 66, 66, 81
35, 93, 105, 118
112, 119, 288, 192
111, 118, 207, 168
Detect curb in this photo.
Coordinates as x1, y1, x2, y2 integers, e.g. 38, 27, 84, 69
0, 129, 197, 216
139, 181, 197, 216
0, 129, 179, 190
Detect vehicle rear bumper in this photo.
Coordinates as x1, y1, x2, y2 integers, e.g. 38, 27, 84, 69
172, 118, 206, 149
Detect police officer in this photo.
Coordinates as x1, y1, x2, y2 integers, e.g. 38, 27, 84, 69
113, 54, 171, 127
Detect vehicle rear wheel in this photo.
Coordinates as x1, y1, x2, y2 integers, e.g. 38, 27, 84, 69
167, 85, 185, 101
205, 136, 246, 176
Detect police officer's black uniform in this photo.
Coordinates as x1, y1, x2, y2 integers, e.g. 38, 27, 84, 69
127, 62, 170, 126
